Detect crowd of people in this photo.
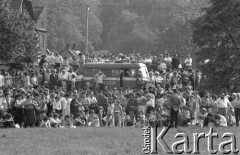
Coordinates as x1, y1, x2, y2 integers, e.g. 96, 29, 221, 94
0, 51, 237, 129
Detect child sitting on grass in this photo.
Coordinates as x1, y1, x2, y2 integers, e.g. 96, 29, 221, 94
135, 111, 147, 127
179, 106, 191, 126
148, 110, 157, 127
49, 113, 61, 128
73, 113, 86, 127
0, 113, 16, 128
41, 116, 51, 128
157, 105, 170, 127
125, 111, 136, 126
87, 110, 100, 127
61, 115, 76, 128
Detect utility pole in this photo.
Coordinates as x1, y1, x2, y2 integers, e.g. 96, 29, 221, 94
86, 5, 90, 55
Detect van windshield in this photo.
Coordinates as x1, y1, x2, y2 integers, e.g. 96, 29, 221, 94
84, 69, 99, 77
84, 69, 120, 77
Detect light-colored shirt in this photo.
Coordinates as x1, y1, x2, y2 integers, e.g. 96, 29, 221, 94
146, 99, 155, 108
88, 96, 97, 105
95, 74, 106, 84
231, 99, 240, 108
55, 55, 63, 64
0, 97, 6, 110
59, 72, 69, 80
53, 100, 62, 110
155, 76, 163, 83
164, 57, 172, 64
217, 114, 227, 127
185, 58, 192, 67
0, 75, 5, 87
144, 58, 152, 64
46, 55, 55, 65
158, 62, 167, 70
216, 98, 231, 109
76, 75, 84, 81
61, 97, 67, 110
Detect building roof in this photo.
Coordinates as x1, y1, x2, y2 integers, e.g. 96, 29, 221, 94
83, 63, 146, 70
10, 0, 23, 10
9, 0, 34, 19
24, 0, 34, 20
33, 6, 44, 22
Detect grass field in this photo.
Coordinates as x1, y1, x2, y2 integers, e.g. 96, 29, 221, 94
0, 126, 239, 155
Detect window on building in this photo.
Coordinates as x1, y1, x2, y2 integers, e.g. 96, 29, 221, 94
42, 35, 45, 48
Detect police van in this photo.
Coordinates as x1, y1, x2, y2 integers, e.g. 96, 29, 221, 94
82, 62, 149, 89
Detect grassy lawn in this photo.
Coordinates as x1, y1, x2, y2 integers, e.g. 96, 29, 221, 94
0, 126, 239, 155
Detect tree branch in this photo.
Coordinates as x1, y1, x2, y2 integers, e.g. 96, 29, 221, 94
231, 23, 240, 29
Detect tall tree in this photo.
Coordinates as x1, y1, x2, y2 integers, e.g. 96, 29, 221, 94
0, 0, 40, 64
192, 0, 240, 93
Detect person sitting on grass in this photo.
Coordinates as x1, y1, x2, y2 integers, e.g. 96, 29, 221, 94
179, 106, 191, 126
158, 105, 170, 127
87, 110, 100, 127
125, 111, 136, 126
73, 113, 85, 127
41, 116, 51, 128
135, 111, 147, 127
198, 108, 209, 127
61, 115, 76, 128
215, 114, 227, 127
49, 113, 61, 128
0, 113, 16, 128
148, 110, 157, 127
59, 113, 64, 121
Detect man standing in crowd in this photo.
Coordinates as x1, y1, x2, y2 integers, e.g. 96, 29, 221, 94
169, 87, 181, 128
172, 54, 180, 70
54, 53, 63, 69
46, 52, 55, 67
49, 69, 58, 90
95, 71, 106, 90
157, 54, 167, 73
164, 53, 172, 69
184, 54, 192, 69
215, 93, 234, 119
231, 93, 240, 126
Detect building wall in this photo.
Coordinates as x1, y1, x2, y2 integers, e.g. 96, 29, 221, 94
36, 7, 47, 55
21, 1, 27, 13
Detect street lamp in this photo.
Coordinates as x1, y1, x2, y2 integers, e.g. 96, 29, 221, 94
86, 5, 90, 55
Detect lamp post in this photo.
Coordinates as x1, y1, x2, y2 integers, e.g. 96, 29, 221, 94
86, 5, 90, 55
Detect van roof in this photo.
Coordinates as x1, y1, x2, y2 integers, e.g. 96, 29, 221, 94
83, 63, 146, 69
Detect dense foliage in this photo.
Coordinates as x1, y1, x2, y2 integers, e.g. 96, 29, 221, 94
192, 0, 240, 93
33, 0, 207, 57
0, 0, 40, 64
